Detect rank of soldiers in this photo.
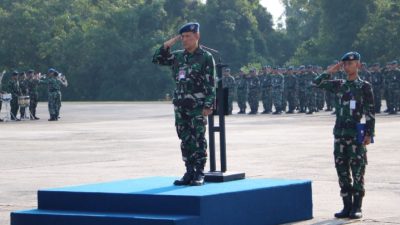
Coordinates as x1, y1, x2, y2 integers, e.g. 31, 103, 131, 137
0, 68, 68, 122
221, 60, 400, 115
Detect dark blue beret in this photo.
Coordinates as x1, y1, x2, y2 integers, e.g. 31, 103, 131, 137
372, 63, 380, 67
179, 22, 200, 34
391, 60, 398, 65
12, 71, 19, 76
299, 65, 306, 69
341, 52, 361, 61
224, 68, 231, 72
48, 68, 57, 74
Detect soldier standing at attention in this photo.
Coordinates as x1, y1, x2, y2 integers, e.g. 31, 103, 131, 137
236, 70, 248, 114
45, 69, 68, 121
297, 65, 307, 113
7, 71, 21, 121
386, 60, 400, 114
370, 63, 383, 113
285, 66, 298, 114
18, 72, 29, 119
27, 70, 41, 120
305, 65, 317, 114
222, 68, 235, 115
260, 66, 273, 114
247, 68, 260, 115
314, 52, 375, 220
152, 22, 215, 186
271, 67, 284, 114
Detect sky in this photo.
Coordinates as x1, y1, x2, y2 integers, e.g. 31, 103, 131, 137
260, 0, 286, 26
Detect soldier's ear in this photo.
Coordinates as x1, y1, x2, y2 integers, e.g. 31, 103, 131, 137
195, 32, 200, 40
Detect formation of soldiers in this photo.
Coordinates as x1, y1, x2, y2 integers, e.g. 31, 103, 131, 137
0, 68, 68, 122
222, 60, 400, 115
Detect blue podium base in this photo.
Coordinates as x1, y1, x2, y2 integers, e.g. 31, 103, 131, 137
11, 177, 313, 225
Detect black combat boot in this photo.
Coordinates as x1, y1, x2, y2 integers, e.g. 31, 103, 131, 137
174, 163, 194, 186
334, 195, 352, 218
190, 166, 205, 186
349, 195, 363, 219
48, 115, 57, 121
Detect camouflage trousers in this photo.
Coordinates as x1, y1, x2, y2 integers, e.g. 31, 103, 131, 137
237, 89, 247, 112
387, 89, 399, 112
227, 92, 234, 114
29, 93, 39, 117
373, 88, 382, 112
10, 95, 19, 119
334, 136, 367, 197
261, 88, 272, 112
48, 91, 61, 117
306, 89, 316, 112
271, 89, 283, 111
325, 91, 334, 110
248, 90, 259, 112
175, 106, 207, 168
286, 91, 297, 112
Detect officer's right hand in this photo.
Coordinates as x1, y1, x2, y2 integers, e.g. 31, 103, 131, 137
326, 62, 343, 74
164, 35, 181, 49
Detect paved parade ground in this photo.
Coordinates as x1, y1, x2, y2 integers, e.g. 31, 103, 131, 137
1, 102, 399, 225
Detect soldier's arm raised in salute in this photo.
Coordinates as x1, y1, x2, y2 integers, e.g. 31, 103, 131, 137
152, 35, 181, 66
313, 62, 343, 93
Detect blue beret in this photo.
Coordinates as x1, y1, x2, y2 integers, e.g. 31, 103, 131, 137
12, 70, 19, 76
27, 69, 34, 74
372, 63, 380, 67
391, 60, 398, 65
299, 65, 306, 69
179, 22, 200, 34
341, 52, 361, 61
48, 68, 57, 74
224, 68, 231, 72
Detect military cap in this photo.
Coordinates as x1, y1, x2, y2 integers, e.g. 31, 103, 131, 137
27, 69, 34, 74
12, 71, 19, 76
288, 66, 294, 70
341, 51, 361, 61
306, 65, 313, 69
48, 68, 57, 74
179, 22, 200, 34
224, 68, 231, 72
263, 65, 271, 69
391, 60, 398, 65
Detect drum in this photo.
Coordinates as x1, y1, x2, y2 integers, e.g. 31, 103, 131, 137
1, 93, 12, 102
18, 96, 30, 107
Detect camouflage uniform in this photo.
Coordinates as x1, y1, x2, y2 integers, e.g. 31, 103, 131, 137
386, 68, 400, 114
259, 72, 272, 113
222, 73, 235, 115
19, 78, 29, 118
7, 78, 20, 120
27, 78, 40, 119
304, 71, 317, 114
236, 74, 248, 113
314, 73, 375, 198
370, 70, 383, 113
285, 73, 298, 113
247, 74, 260, 114
152, 45, 215, 178
297, 73, 307, 113
271, 73, 284, 114
46, 77, 63, 119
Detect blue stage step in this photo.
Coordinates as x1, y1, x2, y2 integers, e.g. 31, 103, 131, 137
11, 177, 313, 225
11, 210, 201, 225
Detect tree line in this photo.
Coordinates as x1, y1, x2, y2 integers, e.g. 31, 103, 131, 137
0, 0, 399, 101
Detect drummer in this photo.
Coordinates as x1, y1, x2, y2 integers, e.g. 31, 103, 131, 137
18, 72, 29, 119
7, 71, 21, 121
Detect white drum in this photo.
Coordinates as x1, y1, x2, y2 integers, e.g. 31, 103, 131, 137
1, 93, 12, 102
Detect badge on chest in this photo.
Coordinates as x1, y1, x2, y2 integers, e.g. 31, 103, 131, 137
178, 68, 186, 80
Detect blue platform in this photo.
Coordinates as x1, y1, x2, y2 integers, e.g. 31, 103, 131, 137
11, 177, 313, 225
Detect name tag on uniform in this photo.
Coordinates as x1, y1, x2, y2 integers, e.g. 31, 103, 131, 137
178, 69, 186, 80
350, 100, 356, 110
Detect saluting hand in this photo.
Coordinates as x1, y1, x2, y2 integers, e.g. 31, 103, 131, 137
326, 62, 343, 74
163, 35, 181, 49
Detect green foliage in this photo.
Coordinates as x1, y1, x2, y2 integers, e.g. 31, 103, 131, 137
0, 0, 399, 100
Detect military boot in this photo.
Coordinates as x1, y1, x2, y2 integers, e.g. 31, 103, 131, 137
174, 163, 194, 186
349, 195, 363, 219
48, 115, 57, 121
190, 165, 205, 186
334, 195, 352, 218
